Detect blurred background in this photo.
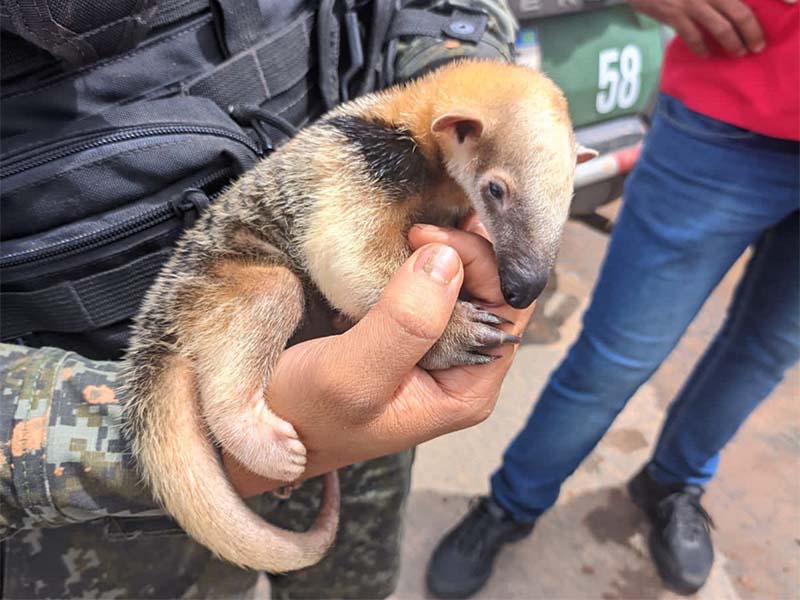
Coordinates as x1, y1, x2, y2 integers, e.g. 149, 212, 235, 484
394, 2, 800, 598
395, 201, 800, 600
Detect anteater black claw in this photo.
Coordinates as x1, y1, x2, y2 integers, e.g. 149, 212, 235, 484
466, 352, 496, 365
473, 324, 521, 350
467, 303, 514, 326
475, 310, 504, 326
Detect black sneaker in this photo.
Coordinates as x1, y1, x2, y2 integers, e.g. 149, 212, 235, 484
628, 466, 715, 595
426, 496, 535, 599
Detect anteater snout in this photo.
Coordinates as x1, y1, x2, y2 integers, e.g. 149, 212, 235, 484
499, 262, 548, 309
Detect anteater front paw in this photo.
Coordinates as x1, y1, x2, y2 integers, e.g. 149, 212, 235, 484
418, 301, 520, 370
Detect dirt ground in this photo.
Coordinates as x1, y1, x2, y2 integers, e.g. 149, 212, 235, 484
393, 202, 800, 600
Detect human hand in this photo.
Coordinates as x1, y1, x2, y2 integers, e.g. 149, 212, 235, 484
629, 0, 765, 57
224, 218, 535, 497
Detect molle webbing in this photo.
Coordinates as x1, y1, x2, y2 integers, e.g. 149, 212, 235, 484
188, 11, 316, 117
1, 250, 172, 340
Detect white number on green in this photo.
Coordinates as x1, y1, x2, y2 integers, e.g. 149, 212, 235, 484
596, 44, 642, 114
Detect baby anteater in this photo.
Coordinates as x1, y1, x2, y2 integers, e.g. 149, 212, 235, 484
121, 59, 596, 573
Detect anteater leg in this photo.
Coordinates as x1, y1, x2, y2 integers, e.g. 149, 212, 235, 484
180, 260, 308, 483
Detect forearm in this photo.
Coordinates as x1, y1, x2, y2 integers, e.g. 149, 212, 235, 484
0, 344, 161, 539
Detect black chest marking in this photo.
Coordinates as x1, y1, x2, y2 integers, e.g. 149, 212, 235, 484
328, 115, 429, 199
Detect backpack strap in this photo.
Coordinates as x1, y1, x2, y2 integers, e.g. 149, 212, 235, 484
1, 249, 172, 340
209, 0, 265, 56
317, 0, 341, 109
355, 0, 395, 98
387, 7, 489, 44
2, 0, 158, 67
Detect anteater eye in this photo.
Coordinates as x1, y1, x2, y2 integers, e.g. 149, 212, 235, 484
488, 181, 505, 201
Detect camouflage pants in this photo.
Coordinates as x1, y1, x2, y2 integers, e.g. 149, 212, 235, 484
2, 451, 414, 599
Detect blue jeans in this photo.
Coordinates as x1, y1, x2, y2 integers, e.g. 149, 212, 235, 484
491, 94, 800, 523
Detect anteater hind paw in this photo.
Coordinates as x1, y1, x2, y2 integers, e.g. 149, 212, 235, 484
256, 408, 308, 482
227, 405, 308, 483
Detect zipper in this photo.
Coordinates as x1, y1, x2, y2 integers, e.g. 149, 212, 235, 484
0, 124, 261, 179
0, 168, 228, 269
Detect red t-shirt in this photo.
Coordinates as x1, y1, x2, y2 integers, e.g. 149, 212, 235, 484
659, 0, 799, 141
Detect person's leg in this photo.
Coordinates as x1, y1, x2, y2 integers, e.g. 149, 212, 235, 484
625, 213, 798, 595
490, 95, 800, 523
650, 211, 800, 485
427, 95, 799, 598
266, 450, 413, 600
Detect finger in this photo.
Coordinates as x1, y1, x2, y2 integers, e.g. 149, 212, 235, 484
322, 243, 463, 403
690, 3, 746, 56
712, 0, 765, 53
675, 16, 710, 57
386, 328, 525, 444
409, 224, 502, 305
410, 224, 536, 335
458, 211, 493, 243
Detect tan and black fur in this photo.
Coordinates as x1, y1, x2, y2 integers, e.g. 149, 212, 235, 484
121, 60, 596, 574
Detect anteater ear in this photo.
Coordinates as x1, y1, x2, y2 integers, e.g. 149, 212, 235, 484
577, 144, 599, 164
431, 112, 484, 144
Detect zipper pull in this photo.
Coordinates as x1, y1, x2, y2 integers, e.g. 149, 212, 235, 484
172, 188, 210, 228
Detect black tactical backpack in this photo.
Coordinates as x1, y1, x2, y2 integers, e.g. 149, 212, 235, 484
0, 0, 514, 360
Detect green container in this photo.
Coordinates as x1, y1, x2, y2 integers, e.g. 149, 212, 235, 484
517, 6, 665, 127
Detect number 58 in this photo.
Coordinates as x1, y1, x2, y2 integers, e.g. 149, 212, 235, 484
596, 45, 642, 114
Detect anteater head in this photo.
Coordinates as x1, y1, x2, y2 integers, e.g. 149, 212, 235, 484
429, 64, 596, 309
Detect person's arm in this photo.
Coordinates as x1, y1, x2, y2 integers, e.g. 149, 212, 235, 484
0, 344, 162, 540
628, 0, 765, 57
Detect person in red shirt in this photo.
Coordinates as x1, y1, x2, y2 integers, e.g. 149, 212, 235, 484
645, 0, 799, 140
426, 1, 800, 597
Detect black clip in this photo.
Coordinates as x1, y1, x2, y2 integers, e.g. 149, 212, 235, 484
173, 188, 210, 228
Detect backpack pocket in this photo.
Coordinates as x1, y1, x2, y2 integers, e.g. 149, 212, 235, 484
1, 95, 262, 358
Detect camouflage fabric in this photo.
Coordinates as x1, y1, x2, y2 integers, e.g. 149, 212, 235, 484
0, 343, 414, 598
392, 0, 518, 83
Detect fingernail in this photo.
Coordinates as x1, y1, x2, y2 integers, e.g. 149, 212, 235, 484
753, 42, 765, 53
415, 244, 459, 284
735, 48, 747, 57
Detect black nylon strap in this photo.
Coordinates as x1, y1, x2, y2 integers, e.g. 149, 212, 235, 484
3, 0, 158, 67
0, 249, 171, 339
151, 0, 210, 28
358, 0, 396, 96
317, 0, 341, 110
188, 10, 314, 110
211, 0, 264, 56
387, 8, 488, 44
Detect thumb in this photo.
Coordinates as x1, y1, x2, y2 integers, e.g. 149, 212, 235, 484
325, 243, 463, 402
